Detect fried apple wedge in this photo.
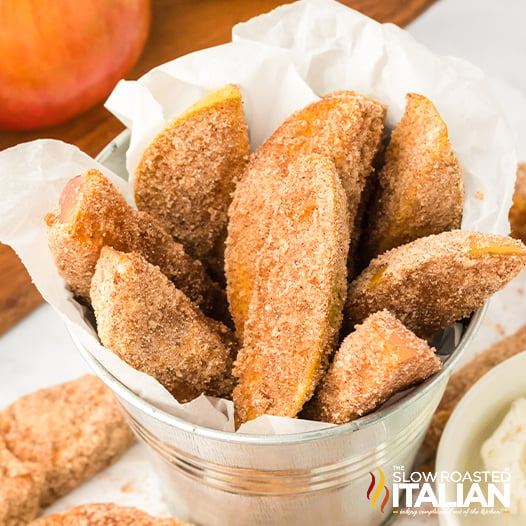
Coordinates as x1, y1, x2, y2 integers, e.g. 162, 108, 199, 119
510, 162, 526, 244
304, 310, 442, 425
345, 230, 526, 340
363, 93, 464, 262
28, 503, 191, 525
0, 375, 135, 526
90, 247, 237, 402
233, 155, 350, 427
0, 434, 41, 526
134, 84, 249, 281
45, 169, 227, 321
226, 91, 385, 339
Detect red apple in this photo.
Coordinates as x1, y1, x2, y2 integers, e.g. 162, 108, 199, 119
0, 0, 151, 130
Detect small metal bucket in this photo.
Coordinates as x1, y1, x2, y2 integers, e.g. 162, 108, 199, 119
72, 132, 485, 526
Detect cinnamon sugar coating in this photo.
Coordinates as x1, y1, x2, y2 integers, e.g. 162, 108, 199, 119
0, 436, 42, 526
345, 230, 526, 340
45, 169, 227, 322
90, 247, 237, 402
425, 324, 526, 454
233, 155, 350, 426
363, 93, 464, 262
510, 162, 526, 244
28, 503, 191, 525
305, 310, 442, 424
134, 84, 249, 281
0, 375, 135, 526
226, 91, 385, 339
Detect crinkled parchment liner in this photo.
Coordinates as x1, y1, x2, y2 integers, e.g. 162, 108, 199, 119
0, 0, 517, 434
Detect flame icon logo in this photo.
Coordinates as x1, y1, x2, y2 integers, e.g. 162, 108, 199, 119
367, 467, 390, 513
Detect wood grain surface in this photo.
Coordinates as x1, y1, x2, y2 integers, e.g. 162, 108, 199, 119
0, 0, 437, 335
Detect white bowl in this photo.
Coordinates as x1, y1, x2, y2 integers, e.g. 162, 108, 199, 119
436, 350, 526, 526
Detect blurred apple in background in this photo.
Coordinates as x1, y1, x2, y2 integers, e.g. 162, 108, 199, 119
0, 0, 151, 130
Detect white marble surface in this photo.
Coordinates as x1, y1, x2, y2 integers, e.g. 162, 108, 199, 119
1, 0, 526, 523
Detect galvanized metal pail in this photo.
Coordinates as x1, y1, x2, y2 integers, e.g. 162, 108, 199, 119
71, 132, 484, 526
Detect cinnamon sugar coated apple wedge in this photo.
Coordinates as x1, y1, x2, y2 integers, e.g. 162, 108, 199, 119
510, 162, 526, 244
90, 247, 237, 402
45, 169, 227, 321
0, 436, 42, 526
345, 230, 526, 340
363, 93, 464, 262
304, 310, 442, 425
233, 155, 350, 426
0, 375, 135, 526
28, 503, 192, 525
226, 91, 385, 339
134, 84, 249, 281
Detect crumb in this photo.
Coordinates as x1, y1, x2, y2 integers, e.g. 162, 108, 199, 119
495, 323, 506, 336
120, 481, 135, 493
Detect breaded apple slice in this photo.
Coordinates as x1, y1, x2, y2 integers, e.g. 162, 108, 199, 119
0, 435, 42, 526
345, 230, 526, 340
28, 503, 191, 525
305, 310, 442, 424
364, 93, 464, 261
233, 155, 350, 426
45, 169, 227, 321
90, 247, 237, 403
134, 84, 249, 281
226, 91, 385, 339
0, 375, 135, 526
510, 162, 526, 244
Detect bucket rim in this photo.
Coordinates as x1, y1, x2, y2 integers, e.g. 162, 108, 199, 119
70, 304, 484, 445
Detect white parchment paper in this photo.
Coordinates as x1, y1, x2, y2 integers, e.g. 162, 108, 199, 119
0, 0, 518, 435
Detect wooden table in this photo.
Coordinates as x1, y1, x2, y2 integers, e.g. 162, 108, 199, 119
0, 0, 437, 335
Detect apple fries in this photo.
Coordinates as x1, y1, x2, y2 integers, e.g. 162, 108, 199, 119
90, 247, 237, 402
345, 230, 526, 340
0, 375, 135, 526
44, 87, 526, 430
0, 436, 41, 526
233, 154, 349, 426
363, 93, 464, 262
226, 91, 386, 340
135, 84, 249, 281
304, 310, 442, 425
45, 169, 228, 321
